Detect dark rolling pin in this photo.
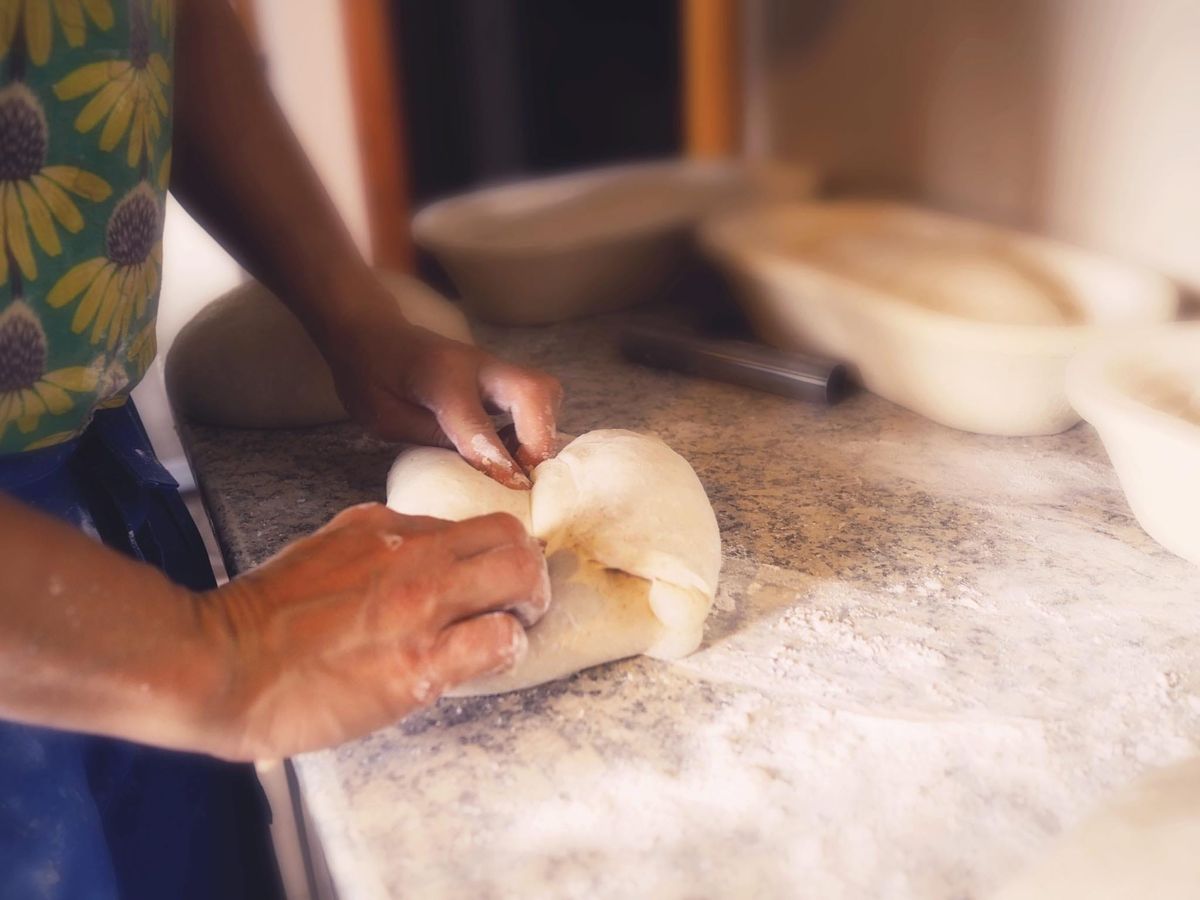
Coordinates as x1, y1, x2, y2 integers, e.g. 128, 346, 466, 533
620, 323, 851, 405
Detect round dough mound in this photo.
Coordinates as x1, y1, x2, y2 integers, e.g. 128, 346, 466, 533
386, 429, 722, 695
165, 270, 472, 428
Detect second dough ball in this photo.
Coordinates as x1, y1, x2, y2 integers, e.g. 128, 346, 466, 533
165, 270, 473, 428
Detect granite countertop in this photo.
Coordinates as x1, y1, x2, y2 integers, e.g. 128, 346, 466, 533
181, 314, 1200, 900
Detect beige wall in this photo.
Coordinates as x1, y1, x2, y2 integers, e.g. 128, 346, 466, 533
752, 0, 1200, 294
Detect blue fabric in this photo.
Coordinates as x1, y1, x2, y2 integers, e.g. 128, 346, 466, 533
0, 404, 284, 900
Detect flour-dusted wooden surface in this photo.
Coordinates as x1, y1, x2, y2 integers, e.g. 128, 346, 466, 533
181, 314, 1200, 900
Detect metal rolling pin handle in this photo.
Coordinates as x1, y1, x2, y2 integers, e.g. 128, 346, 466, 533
620, 323, 852, 405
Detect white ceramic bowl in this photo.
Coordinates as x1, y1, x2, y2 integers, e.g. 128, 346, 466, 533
700, 201, 1178, 436
412, 160, 818, 325
1067, 323, 1200, 566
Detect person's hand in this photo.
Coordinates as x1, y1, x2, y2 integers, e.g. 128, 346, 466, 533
322, 284, 563, 489
197, 503, 550, 760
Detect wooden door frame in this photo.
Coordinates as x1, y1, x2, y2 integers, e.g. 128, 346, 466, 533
682, 0, 742, 159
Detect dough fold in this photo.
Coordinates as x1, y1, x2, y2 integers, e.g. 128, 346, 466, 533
385, 429, 722, 695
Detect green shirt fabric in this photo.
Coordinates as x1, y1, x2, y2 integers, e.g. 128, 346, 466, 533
0, 0, 173, 455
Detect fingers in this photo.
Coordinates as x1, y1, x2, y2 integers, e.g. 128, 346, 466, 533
437, 539, 552, 628
426, 612, 528, 691
321, 506, 548, 632
326, 505, 534, 556
398, 338, 561, 485
433, 382, 531, 490
480, 361, 563, 470
321, 503, 448, 538
442, 512, 534, 560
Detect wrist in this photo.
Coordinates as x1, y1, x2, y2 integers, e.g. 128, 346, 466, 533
292, 261, 398, 345
172, 586, 247, 759
312, 275, 424, 372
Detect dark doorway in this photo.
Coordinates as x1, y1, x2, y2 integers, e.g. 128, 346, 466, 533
395, 0, 682, 207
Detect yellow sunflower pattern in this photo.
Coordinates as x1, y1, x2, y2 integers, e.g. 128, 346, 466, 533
0, 83, 112, 282
53, 2, 170, 169
0, 0, 172, 454
48, 182, 162, 349
0, 300, 97, 441
0, 0, 116, 67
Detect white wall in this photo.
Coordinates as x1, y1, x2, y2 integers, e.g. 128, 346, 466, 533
253, 0, 371, 255
752, 0, 1200, 294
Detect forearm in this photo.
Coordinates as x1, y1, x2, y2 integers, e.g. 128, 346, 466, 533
0, 495, 228, 753
168, 0, 563, 480
171, 0, 383, 341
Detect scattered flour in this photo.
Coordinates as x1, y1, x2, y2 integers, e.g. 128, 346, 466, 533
298, 554, 1200, 900
470, 434, 516, 473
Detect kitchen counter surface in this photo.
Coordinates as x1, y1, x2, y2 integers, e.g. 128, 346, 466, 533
181, 314, 1200, 900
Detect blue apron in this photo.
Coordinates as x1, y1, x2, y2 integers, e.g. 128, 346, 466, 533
0, 404, 284, 900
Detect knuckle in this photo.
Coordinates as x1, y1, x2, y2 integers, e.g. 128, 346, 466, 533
393, 648, 443, 707
506, 541, 545, 586
402, 513, 453, 532
513, 369, 561, 402
427, 342, 475, 374
344, 501, 391, 523
538, 372, 564, 402
483, 511, 529, 544
327, 501, 387, 530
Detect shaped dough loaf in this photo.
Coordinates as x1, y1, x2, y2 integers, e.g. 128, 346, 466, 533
166, 270, 472, 427
385, 430, 722, 695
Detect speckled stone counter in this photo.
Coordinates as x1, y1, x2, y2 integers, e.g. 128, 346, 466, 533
180, 315, 1200, 900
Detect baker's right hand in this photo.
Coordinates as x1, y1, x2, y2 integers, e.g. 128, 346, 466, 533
196, 503, 549, 760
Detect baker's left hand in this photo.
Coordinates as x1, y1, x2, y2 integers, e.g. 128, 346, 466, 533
320, 285, 563, 489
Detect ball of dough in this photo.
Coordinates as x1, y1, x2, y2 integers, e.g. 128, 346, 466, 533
385, 429, 722, 695
165, 270, 472, 428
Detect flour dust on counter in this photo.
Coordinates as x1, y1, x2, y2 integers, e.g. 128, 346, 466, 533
296, 548, 1200, 900
183, 314, 1200, 900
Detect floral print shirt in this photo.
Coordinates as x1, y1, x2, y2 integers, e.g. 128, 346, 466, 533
0, 0, 173, 455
